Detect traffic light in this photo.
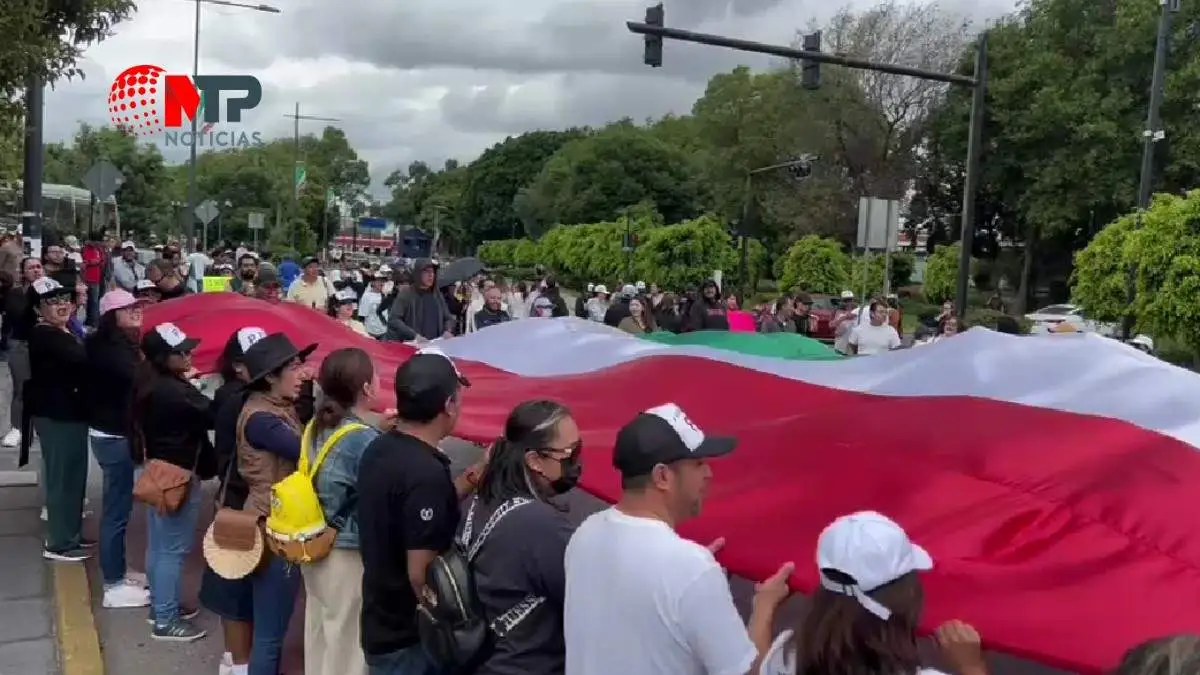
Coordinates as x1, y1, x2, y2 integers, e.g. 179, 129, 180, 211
644, 4, 664, 68
801, 31, 821, 90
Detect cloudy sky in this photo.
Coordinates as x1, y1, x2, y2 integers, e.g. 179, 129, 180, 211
46, 0, 1014, 197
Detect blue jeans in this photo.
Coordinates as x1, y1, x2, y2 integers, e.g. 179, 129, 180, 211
367, 645, 443, 675
90, 435, 134, 585
145, 475, 201, 626
249, 553, 300, 675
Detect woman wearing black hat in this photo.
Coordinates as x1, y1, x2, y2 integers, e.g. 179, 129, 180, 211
234, 332, 315, 675
133, 322, 216, 642
198, 327, 317, 675
26, 277, 91, 562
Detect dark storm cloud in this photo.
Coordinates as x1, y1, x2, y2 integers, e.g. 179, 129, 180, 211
204, 0, 785, 84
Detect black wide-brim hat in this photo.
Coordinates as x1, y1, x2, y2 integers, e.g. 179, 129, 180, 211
242, 332, 317, 384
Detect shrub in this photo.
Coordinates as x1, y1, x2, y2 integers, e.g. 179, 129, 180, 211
778, 236, 851, 294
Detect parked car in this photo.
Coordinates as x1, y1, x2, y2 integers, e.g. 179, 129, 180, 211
806, 294, 841, 342
1024, 303, 1117, 336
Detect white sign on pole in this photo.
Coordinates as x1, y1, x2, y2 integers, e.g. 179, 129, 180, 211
856, 197, 900, 250
247, 212, 266, 230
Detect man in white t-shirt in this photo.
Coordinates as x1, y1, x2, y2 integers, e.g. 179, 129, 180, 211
564, 403, 794, 675
848, 299, 901, 355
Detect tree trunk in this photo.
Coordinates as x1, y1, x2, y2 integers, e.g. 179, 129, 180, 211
1014, 232, 1036, 315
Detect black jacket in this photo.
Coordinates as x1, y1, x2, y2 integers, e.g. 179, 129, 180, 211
604, 298, 630, 327
135, 373, 217, 478
26, 324, 88, 422
84, 328, 140, 436
684, 298, 729, 332
474, 306, 512, 331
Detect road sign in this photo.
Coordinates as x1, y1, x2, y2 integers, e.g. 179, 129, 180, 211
247, 212, 266, 230
82, 160, 125, 202
195, 199, 220, 225
856, 197, 899, 250
358, 217, 387, 230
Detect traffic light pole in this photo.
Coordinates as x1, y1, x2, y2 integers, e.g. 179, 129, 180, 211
628, 17, 986, 319
1122, 0, 1176, 341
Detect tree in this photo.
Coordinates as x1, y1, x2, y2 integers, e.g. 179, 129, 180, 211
777, 236, 852, 294
43, 124, 173, 239
919, 0, 1200, 311
522, 124, 701, 229
176, 126, 370, 250
0, 1, 135, 129
457, 130, 585, 244
1072, 191, 1200, 354
922, 242, 971, 303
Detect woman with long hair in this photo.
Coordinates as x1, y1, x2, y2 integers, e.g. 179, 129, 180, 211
26, 277, 91, 562
234, 332, 315, 675
468, 400, 582, 675
759, 511, 986, 675
617, 295, 657, 334
134, 322, 216, 641
85, 290, 150, 607
302, 347, 383, 675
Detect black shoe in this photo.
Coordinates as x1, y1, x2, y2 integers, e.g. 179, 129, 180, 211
43, 547, 90, 562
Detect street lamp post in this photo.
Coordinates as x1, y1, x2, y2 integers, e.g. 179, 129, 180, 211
739, 157, 817, 301
183, 0, 280, 253
282, 105, 341, 249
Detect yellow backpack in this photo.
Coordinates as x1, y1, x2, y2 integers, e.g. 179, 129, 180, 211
264, 420, 368, 563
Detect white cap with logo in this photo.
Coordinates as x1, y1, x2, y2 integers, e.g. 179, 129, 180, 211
815, 511, 933, 620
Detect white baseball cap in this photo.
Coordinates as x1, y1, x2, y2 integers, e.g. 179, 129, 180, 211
594, 284, 608, 295
121, 240, 136, 250
816, 511, 933, 620
841, 290, 855, 300
587, 283, 595, 293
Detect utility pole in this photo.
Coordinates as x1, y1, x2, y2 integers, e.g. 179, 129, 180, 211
281, 104, 340, 249
955, 32, 987, 319
1123, 0, 1177, 340
184, 0, 281, 252
21, 75, 44, 259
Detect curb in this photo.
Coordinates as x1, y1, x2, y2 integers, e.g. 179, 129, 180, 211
51, 564, 103, 675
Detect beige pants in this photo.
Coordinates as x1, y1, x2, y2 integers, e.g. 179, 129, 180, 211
302, 548, 367, 675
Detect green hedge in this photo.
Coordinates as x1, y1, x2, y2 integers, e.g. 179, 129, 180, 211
478, 213, 768, 291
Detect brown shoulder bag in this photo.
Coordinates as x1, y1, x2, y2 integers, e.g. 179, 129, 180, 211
133, 430, 201, 515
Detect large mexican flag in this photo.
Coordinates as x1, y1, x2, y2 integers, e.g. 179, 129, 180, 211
146, 294, 1200, 673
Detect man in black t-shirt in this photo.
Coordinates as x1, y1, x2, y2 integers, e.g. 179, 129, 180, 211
357, 347, 488, 673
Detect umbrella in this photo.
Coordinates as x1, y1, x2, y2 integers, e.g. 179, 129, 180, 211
438, 257, 485, 287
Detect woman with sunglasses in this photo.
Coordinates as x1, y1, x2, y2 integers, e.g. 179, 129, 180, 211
466, 400, 582, 675
26, 277, 91, 562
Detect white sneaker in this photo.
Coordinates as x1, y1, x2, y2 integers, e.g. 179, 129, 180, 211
2, 428, 20, 447
218, 652, 233, 675
102, 581, 150, 609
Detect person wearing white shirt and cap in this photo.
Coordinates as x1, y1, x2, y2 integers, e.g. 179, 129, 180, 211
757, 511, 986, 675
111, 241, 145, 292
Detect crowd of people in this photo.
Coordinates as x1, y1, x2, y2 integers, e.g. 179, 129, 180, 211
0, 230, 1184, 675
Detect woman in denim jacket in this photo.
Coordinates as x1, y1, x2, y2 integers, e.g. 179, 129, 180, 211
302, 347, 386, 675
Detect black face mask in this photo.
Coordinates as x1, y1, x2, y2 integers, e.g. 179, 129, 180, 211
240, 270, 256, 280
549, 456, 582, 495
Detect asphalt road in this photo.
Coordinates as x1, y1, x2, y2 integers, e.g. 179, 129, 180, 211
80, 435, 1065, 675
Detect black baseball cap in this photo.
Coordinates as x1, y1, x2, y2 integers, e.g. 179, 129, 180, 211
394, 347, 472, 421
613, 403, 737, 477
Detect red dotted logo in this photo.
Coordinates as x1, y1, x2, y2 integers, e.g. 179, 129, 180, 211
108, 64, 167, 137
